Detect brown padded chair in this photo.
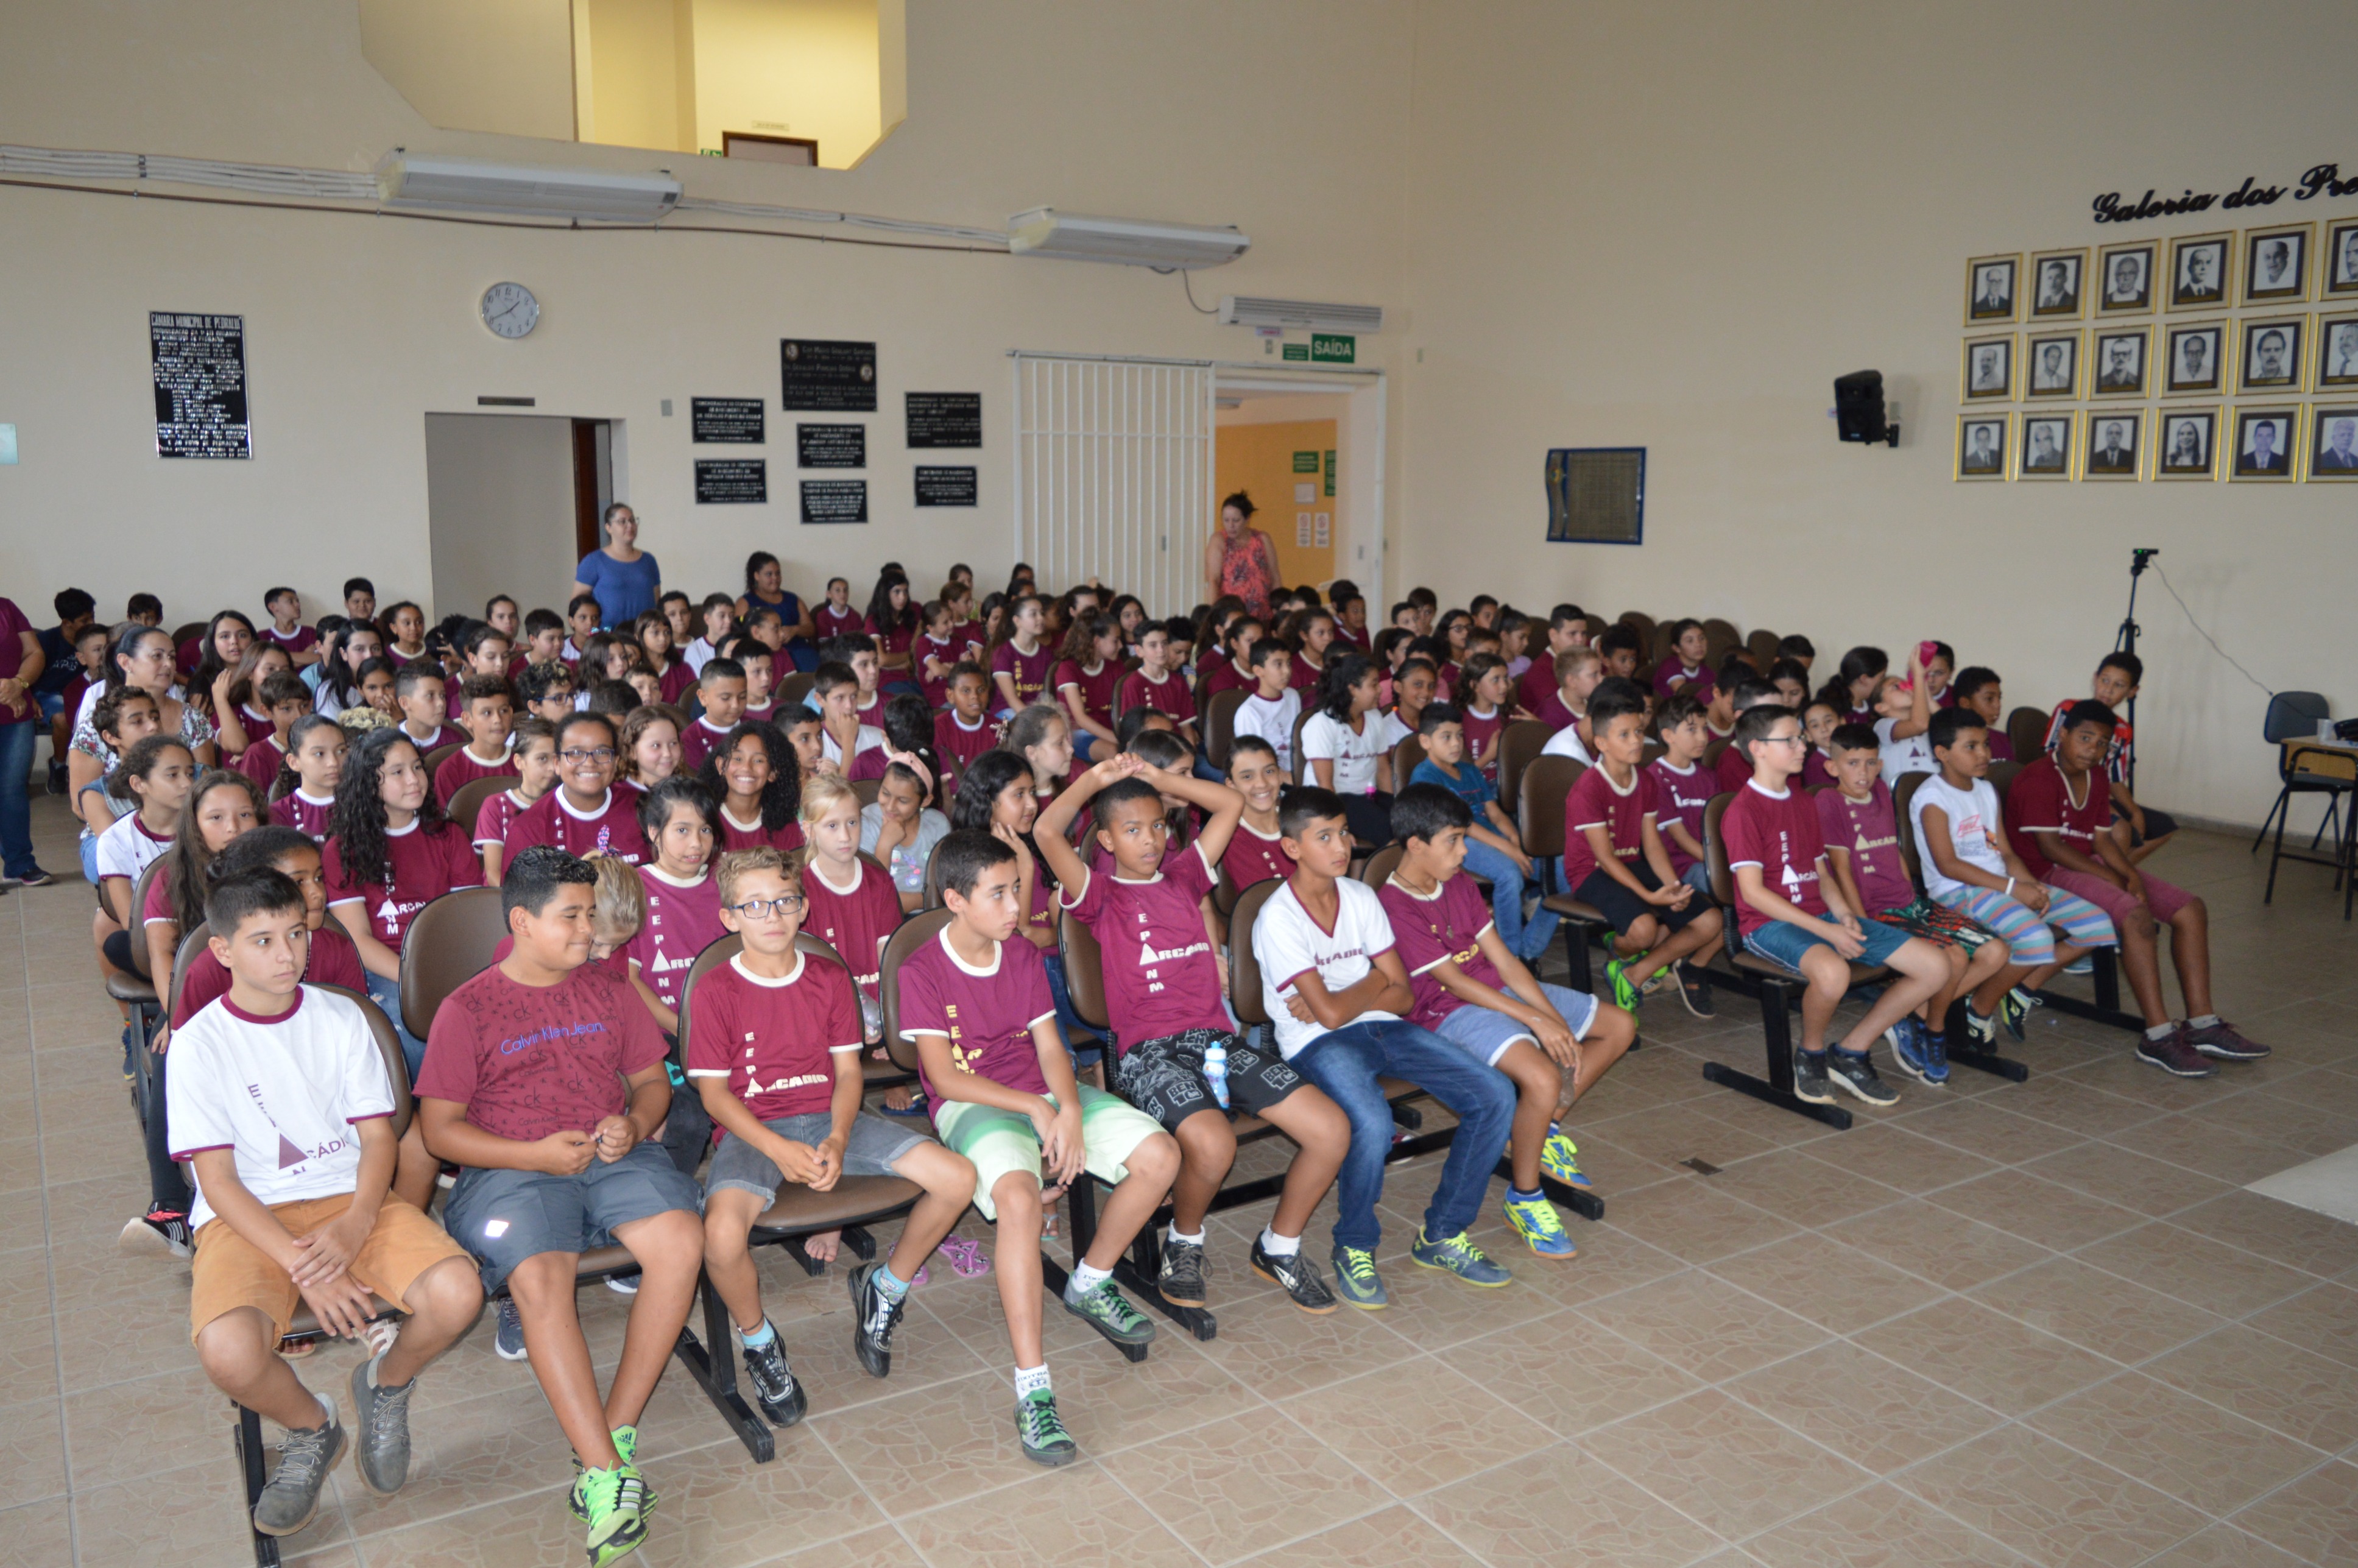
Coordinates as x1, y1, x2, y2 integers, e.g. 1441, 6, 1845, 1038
1520, 754, 1607, 994
1494, 721, 1551, 814
1701, 735, 1733, 774
1746, 629, 1781, 669
1291, 706, 1318, 786
170, 621, 208, 654
1202, 688, 1247, 772
878, 906, 955, 1079
2006, 705, 2050, 766
850, 777, 881, 808
397, 885, 507, 1042
443, 775, 510, 850
423, 740, 467, 792
1388, 732, 1426, 790
1617, 611, 1656, 654
119, 857, 174, 981
776, 672, 816, 712
1701, 618, 1742, 665
1358, 843, 1404, 889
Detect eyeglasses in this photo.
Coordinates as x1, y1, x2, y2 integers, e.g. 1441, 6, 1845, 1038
560, 747, 617, 763
727, 895, 805, 918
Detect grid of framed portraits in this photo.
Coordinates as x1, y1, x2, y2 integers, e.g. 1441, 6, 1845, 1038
1957, 216, 2358, 481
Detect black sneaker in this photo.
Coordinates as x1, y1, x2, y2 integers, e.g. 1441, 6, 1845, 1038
13, 867, 54, 889
1676, 962, 1715, 1018
46, 760, 67, 796
845, 1263, 905, 1379
1792, 1048, 1834, 1105
2184, 1020, 2268, 1061
1156, 1235, 1207, 1307
2135, 1026, 2219, 1079
1248, 1238, 1338, 1314
493, 1296, 529, 1361
118, 1208, 192, 1259
1826, 1049, 1900, 1107
740, 1332, 807, 1427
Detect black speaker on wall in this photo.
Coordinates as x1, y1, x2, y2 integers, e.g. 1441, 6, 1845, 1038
1834, 370, 1898, 447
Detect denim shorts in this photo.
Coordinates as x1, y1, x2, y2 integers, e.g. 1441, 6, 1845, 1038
704, 1110, 931, 1203
1741, 916, 1913, 978
443, 1142, 704, 1293
1433, 981, 1600, 1067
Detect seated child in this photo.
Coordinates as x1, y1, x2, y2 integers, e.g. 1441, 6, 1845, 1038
1646, 693, 1720, 915
1950, 666, 2013, 761
172, 867, 483, 1539
1299, 655, 1396, 847
2042, 651, 2175, 861
415, 847, 705, 1566
234, 672, 313, 794
812, 661, 887, 780
1051, 612, 1124, 764
1220, 735, 1296, 892
503, 713, 650, 867
1117, 620, 1199, 747
693, 847, 978, 1425
1409, 702, 1559, 964
701, 723, 803, 855
1819, 724, 2008, 1086
680, 657, 747, 773
1233, 637, 1302, 776
1765, 659, 1810, 710
515, 659, 579, 726
391, 663, 459, 755
1799, 697, 1841, 786
1870, 644, 1935, 786
431, 675, 518, 808
933, 664, 998, 800
682, 593, 733, 673
735, 642, 778, 723
1562, 686, 1724, 1015
1721, 705, 1949, 1107
1911, 707, 2117, 1047
474, 715, 559, 883
268, 713, 345, 842
1594, 623, 1643, 683
900, 829, 1182, 1464
2011, 702, 2264, 1074
824, 633, 889, 726
1529, 646, 1601, 733
800, 774, 904, 1042
1382, 785, 1637, 1257
516, 607, 567, 676
624, 777, 726, 1038
1778, 634, 1816, 676
1452, 652, 1520, 780
445, 622, 515, 721
862, 760, 951, 912
1922, 641, 1957, 708
1652, 619, 1715, 703
1250, 786, 1519, 1307
1714, 679, 1782, 796
94, 737, 192, 970
1518, 605, 1589, 715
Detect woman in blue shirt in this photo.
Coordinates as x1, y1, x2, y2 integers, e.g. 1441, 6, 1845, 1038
572, 504, 662, 627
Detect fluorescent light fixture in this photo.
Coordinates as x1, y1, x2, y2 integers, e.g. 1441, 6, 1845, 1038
1008, 208, 1248, 268
1218, 296, 1384, 333
375, 151, 681, 222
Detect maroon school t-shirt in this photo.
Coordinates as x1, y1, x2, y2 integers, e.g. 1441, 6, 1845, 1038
1053, 660, 1122, 732
272, 789, 336, 842
684, 951, 861, 1120
1195, 659, 1255, 707
173, 925, 366, 1028
503, 787, 649, 866
1221, 821, 1293, 893
1721, 780, 1828, 936
1714, 741, 1754, 797
933, 711, 997, 796
433, 744, 517, 809
1646, 758, 1714, 874
1378, 872, 1501, 1031
1062, 842, 1227, 1047
989, 641, 1053, 708
896, 930, 1056, 1102
813, 603, 864, 643
1815, 782, 1915, 913
627, 866, 727, 1015
679, 716, 736, 775
1516, 660, 1560, 717
1561, 762, 1659, 890
2007, 757, 2111, 881
1118, 669, 1197, 726
414, 962, 668, 1143
323, 819, 484, 948
801, 855, 902, 1001
716, 807, 803, 856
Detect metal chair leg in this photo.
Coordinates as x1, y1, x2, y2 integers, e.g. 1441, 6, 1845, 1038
2251, 786, 2289, 853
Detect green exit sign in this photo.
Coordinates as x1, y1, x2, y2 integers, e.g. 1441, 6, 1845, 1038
1282, 342, 1309, 361
1310, 333, 1356, 363
1292, 451, 1321, 473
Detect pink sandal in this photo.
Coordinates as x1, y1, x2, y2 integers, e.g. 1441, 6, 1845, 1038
936, 1236, 991, 1278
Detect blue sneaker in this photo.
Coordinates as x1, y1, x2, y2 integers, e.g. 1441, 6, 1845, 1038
493, 1296, 528, 1361
1502, 1192, 1578, 1260
1920, 1029, 1950, 1085
1891, 1017, 1944, 1087
1330, 1245, 1389, 1310
1539, 1123, 1591, 1188
1410, 1227, 1513, 1288
2062, 954, 2094, 976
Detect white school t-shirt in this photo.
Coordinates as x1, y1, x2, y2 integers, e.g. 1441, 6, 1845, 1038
1908, 774, 2005, 898
95, 810, 172, 886
1299, 711, 1383, 796
166, 986, 398, 1230
1251, 877, 1400, 1060
1235, 689, 1303, 772
1541, 722, 1594, 766
1873, 718, 1935, 789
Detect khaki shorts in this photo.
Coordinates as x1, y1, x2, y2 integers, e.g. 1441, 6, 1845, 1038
932, 1086, 1163, 1221
189, 1195, 469, 1344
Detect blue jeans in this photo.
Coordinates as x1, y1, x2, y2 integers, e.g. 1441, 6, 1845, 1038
365, 968, 430, 1081
1289, 1018, 1516, 1253
1461, 838, 1558, 962
0, 719, 37, 877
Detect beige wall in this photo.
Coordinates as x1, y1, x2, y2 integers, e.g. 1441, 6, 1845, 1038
424, 413, 582, 625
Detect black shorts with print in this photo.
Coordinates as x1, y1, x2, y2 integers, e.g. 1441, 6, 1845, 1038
1110, 1028, 1307, 1135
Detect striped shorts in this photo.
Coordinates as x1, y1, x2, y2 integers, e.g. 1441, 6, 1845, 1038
1929, 884, 2114, 967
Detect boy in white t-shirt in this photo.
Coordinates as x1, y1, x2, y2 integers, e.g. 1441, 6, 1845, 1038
170, 868, 483, 1539
1249, 786, 1517, 1308
1911, 708, 2117, 1048
1232, 637, 1303, 777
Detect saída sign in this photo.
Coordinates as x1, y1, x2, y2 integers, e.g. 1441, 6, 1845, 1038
2092, 163, 2358, 225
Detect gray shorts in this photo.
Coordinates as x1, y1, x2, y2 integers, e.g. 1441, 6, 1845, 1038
442, 1142, 704, 1294
705, 1111, 931, 1204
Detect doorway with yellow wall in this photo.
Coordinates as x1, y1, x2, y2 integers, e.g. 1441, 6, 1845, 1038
1215, 417, 1336, 593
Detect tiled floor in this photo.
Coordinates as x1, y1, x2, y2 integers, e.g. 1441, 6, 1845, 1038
5, 796, 2356, 1567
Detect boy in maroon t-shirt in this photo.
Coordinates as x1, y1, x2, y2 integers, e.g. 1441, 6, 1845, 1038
1518, 606, 1588, 716
1038, 755, 1346, 1317
1718, 706, 1946, 1108
1115, 623, 1199, 747
1646, 693, 1718, 901
933, 664, 998, 802
414, 847, 704, 1565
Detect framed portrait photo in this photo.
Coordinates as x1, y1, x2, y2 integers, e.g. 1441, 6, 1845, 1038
2155, 407, 2219, 481
2308, 406, 2358, 479
2090, 327, 2150, 397
2083, 410, 2144, 481
2239, 316, 2308, 394
2242, 223, 2313, 306
2028, 248, 2088, 319
2162, 320, 2226, 396
2024, 330, 2083, 398
1965, 253, 2021, 325
1961, 334, 2016, 401
2228, 406, 2298, 481
1955, 413, 2010, 481
2168, 231, 2234, 312
2097, 241, 2156, 314
2328, 220, 2358, 298
2017, 411, 2077, 481
2318, 314, 2358, 389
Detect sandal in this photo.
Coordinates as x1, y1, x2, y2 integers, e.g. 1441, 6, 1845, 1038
936, 1236, 991, 1278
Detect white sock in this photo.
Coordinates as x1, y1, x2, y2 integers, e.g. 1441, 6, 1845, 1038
1068, 1260, 1112, 1295
1167, 1224, 1206, 1247
2188, 1014, 2219, 1029
1258, 1227, 1301, 1257
1014, 1363, 1051, 1399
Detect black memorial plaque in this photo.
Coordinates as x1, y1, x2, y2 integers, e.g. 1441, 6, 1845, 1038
797, 423, 866, 468
781, 339, 877, 412
800, 479, 868, 524
691, 398, 766, 444
694, 459, 768, 504
905, 391, 983, 448
914, 465, 978, 507
151, 311, 252, 459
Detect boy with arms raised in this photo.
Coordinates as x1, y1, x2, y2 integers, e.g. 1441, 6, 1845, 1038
1037, 755, 1349, 1315
172, 868, 483, 1538
899, 829, 1182, 1465
692, 847, 979, 1426
1381, 785, 1637, 1258
416, 847, 705, 1565
1252, 786, 1519, 1306
1721, 705, 1950, 1107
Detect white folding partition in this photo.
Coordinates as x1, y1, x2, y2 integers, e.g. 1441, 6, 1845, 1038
1011, 353, 1216, 618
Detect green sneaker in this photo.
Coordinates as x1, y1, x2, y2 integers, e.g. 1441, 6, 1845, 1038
1061, 1278, 1157, 1347
1330, 1244, 1389, 1309
1015, 1389, 1078, 1466
570, 1428, 656, 1521
1410, 1227, 1514, 1287
1539, 1123, 1590, 1188
573, 1464, 648, 1567
1502, 1192, 1578, 1260
1603, 956, 1641, 1012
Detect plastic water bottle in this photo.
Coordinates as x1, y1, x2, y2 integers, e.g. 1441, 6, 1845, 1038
1202, 1038, 1230, 1109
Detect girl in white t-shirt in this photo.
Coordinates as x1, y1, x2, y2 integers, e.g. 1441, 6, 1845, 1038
1299, 654, 1394, 847
95, 734, 196, 973
1870, 647, 1936, 788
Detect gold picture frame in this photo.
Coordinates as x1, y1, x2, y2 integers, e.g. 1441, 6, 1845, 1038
1955, 412, 2011, 481
2028, 247, 2089, 319
1961, 333, 2016, 401
2096, 240, 2157, 314
2155, 406, 2219, 480
2017, 411, 2077, 481
2238, 315, 2309, 395
2024, 330, 2083, 398
2318, 312, 2358, 389
2325, 219, 2358, 299
2226, 404, 2299, 481
2242, 222, 2314, 306
2162, 320, 2228, 397
2167, 231, 2235, 312
2307, 405, 2358, 478
1965, 253, 2022, 325
2083, 409, 2144, 481
2089, 325, 2151, 397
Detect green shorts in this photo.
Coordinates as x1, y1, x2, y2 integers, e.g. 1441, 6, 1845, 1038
932, 1086, 1164, 1220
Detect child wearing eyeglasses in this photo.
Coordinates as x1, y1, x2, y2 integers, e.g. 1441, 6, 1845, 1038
501, 712, 651, 869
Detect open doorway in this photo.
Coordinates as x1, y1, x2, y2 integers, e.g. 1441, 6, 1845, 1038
426, 414, 616, 622
1214, 369, 1383, 607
